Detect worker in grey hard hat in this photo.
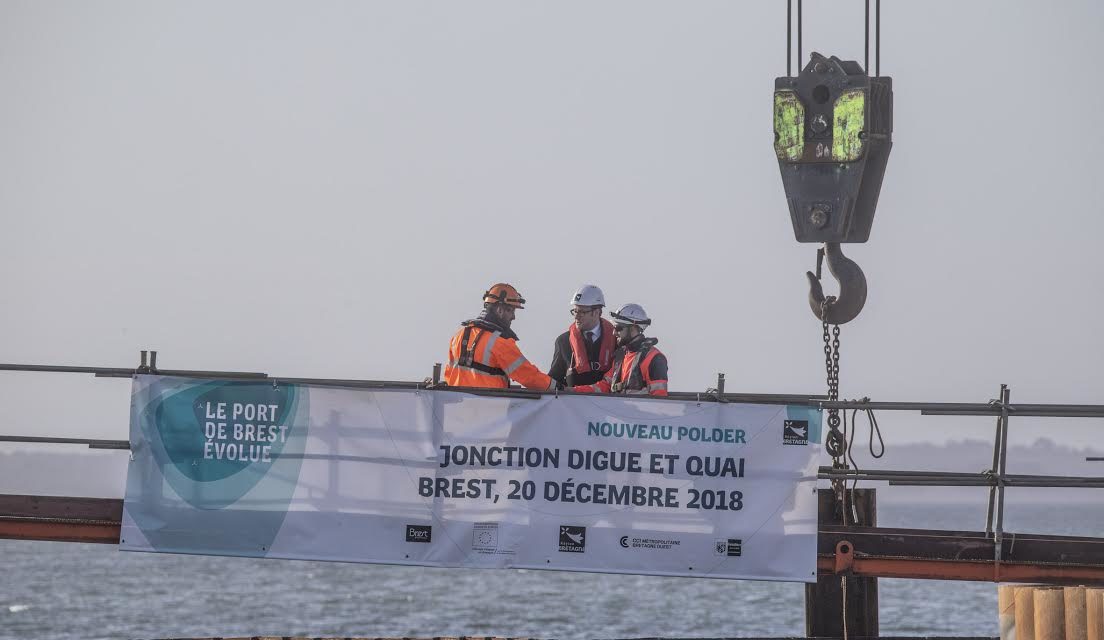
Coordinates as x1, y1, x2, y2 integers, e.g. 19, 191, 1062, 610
574, 303, 669, 396
548, 285, 617, 388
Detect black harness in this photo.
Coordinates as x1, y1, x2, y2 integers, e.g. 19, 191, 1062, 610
457, 323, 507, 377
611, 337, 659, 392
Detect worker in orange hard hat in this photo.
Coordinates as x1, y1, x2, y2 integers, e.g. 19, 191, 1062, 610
573, 303, 668, 397
445, 283, 557, 391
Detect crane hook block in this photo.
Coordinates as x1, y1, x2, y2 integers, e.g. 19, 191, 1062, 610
774, 52, 893, 243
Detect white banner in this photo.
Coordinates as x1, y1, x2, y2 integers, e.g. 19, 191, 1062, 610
121, 375, 823, 582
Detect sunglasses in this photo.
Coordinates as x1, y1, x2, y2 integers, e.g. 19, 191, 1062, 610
615, 324, 634, 332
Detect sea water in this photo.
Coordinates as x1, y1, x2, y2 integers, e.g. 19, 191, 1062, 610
0, 502, 1100, 640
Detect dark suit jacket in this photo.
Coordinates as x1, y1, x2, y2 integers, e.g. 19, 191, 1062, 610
549, 327, 611, 387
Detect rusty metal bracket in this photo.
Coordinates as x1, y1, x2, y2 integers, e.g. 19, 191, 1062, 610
834, 539, 855, 574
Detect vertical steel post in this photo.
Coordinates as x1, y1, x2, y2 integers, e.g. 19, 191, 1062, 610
985, 383, 1009, 534
787, 0, 793, 76
865, 0, 870, 73
994, 385, 1011, 563
876, 0, 881, 76
806, 488, 879, 637
797, 0, 803, 70
432, 363, 442, 385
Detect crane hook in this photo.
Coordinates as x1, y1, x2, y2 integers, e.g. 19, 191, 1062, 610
806, 243, 867, 325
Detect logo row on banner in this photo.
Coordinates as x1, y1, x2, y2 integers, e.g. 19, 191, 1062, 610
404, 521, 744, 557
120, 376, 824, 583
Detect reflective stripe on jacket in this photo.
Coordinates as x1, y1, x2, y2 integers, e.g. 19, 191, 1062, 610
574, 343, 668, 397
445, 321, 555, 390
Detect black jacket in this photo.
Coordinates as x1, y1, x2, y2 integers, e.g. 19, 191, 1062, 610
549, 327, 611, 387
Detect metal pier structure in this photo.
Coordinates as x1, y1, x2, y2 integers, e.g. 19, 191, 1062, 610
1, 353, 1103, 638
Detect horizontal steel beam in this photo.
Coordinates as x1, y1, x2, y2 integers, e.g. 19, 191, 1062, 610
0, 435, 130, 449
0, 517, 121, 544
820, 525, 1104, 565
0, 363, 267, 379
818, 467, 1104, 489
0, 361, 826, 404
823, 400, 1104, 418
0, 494, 122, 544
815, 555, 1104, 585
886, 479, 1104, 488
819, 525, 1104, 585
921, 409, 1104, 418
2, 495, 1103, 585
0, 493, 122, 521
5, 361, 1104, 417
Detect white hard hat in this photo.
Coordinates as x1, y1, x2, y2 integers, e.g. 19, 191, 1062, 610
611, 303, 651, 327
570, 284, 606, 308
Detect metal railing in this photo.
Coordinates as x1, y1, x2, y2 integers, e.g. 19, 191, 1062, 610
2, 351, 1102, 563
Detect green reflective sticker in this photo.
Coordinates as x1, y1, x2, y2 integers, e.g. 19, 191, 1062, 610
774, 91, 804, 161
832, 89, 866, 161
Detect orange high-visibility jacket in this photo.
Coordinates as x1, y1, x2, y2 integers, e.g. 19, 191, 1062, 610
445, 319, 555, 390
574, 339, 668, 397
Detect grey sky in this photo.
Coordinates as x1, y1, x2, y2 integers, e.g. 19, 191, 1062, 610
1, 1, 1101, 450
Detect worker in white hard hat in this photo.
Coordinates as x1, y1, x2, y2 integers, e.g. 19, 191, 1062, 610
573, 303, 669, 397
548, 285, 616, 389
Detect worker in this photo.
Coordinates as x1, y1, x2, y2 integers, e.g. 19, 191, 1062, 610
548, 284, 616, 389
445, 283, 557, 390
573, 303, 668, 397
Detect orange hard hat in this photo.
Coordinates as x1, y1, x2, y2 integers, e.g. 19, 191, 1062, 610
483, 283, 526, 309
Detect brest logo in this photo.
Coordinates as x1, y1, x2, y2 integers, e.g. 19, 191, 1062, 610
127, 378, 308, 556
406, 525, 432, 543
142, 380, 301, 509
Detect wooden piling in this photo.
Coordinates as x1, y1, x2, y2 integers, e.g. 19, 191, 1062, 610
1036, 586, 1066, 640
1001, 585, 1019, 640
1018, 586, 1039, 640
1087, 588, 1104, 640
1066, 587, 1088, 640
805, 488, 878, 638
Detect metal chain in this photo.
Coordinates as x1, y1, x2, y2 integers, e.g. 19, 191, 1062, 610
821, 296, 850, 526
822, 297, 845, 460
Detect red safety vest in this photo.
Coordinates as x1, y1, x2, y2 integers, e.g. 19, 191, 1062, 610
574, 343, 668, 397
567, 319, 615, 377
610, 347, 667, 396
